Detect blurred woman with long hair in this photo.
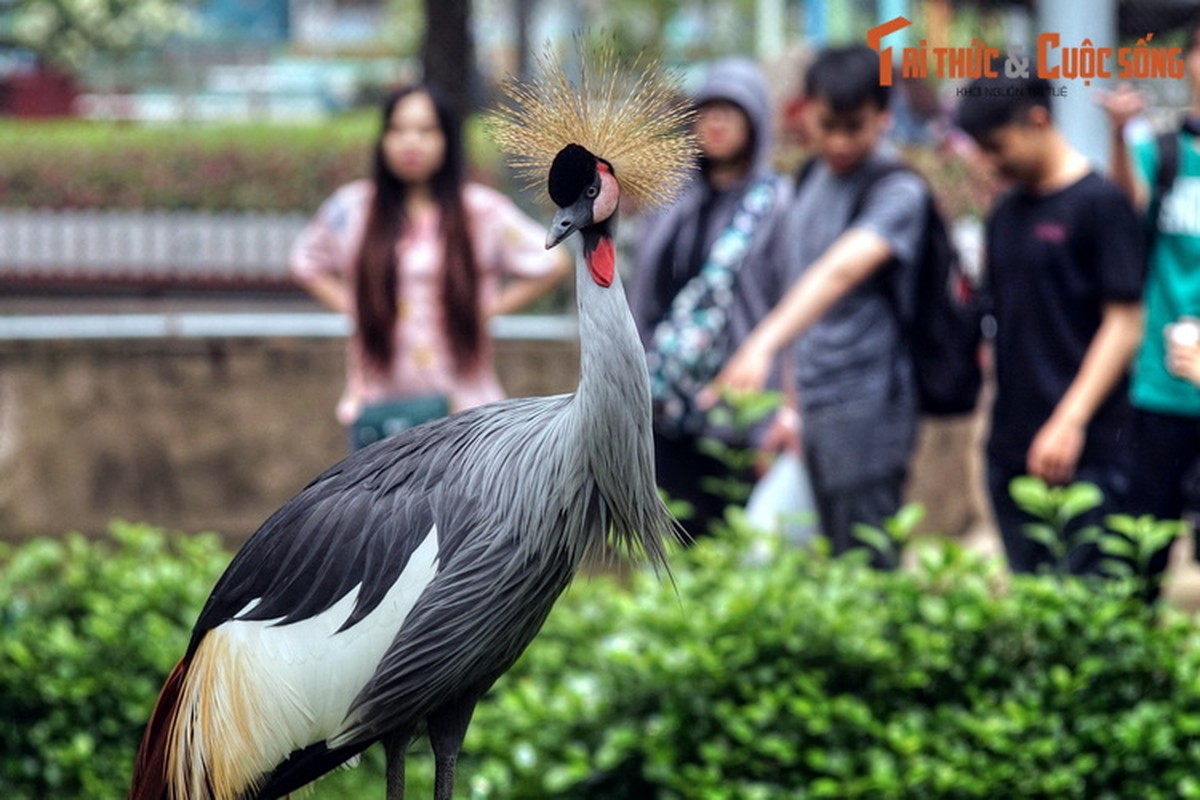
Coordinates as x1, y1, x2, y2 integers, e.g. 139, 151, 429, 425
292, 84, 569, 448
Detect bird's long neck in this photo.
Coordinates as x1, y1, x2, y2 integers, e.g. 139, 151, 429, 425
567, 223, 672, 568
574, 224, 650, 426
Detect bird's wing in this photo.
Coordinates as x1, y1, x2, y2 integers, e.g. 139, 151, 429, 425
188, 424, 449, 651
168, 394, 578, 789
188, 392, 577, 655
321, 396, 590, 746
330, 506, 582, 747
187, 393, 571, 644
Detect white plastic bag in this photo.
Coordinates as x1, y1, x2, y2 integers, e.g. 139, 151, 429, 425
744, 451, 820, 548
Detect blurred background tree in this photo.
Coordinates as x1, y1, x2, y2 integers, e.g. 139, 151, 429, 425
422, 0, 473, 124
1, 0, 194, 70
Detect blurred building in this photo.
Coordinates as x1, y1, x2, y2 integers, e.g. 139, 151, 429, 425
0, 0, 411, 121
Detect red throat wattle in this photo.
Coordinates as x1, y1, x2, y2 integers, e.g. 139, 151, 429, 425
587, 238, 615, 287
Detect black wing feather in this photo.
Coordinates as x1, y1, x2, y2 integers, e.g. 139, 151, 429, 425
335, 493, 591, 744
186, 415, 459, 654
186, 396, 570, 654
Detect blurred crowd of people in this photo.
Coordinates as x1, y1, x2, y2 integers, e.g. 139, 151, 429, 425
288, 19, 1200, 585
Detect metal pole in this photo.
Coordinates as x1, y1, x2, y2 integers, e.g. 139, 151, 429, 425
805, 0, 828, 46
877, 0, 910, 51
1036, 0, 1116, 170
757, 0, 787, 59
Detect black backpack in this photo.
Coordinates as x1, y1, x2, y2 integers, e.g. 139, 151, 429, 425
796, 158, 985, 416
1148, 128, 1181, 245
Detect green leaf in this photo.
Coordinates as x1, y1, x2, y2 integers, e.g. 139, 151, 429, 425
889, 503, 927, 540
1098, 535, 1135, 559
1022, 523, 1063, 553
1009, 475, 1050, 516
852, 524, 895, 559
1059, 482, 1104, 523
1104, 514, 1140, 537
1069, 524, 1103, 547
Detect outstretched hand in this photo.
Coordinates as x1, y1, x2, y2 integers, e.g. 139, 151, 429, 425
1168, 340, 1200, 387
1096, 83, 1146, 129
1026, 415, 1085, 486
697, 339, 774, 409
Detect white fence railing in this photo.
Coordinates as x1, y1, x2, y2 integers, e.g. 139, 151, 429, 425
0, 209, 307, 285
0, 312, 580, 341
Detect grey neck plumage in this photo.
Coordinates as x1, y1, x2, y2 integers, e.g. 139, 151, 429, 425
569, 228, 676, 572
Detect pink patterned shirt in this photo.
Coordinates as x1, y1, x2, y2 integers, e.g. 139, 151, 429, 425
290, 180, 560, 425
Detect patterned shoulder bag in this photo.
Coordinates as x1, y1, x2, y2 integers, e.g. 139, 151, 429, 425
645, 177, 778, 436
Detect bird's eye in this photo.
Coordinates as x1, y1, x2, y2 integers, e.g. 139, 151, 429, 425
585, 186, 599, 199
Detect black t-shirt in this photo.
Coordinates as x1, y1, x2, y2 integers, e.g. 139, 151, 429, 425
985, 171, 1144, 469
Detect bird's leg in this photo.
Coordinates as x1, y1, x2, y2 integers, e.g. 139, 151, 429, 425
427, 698, 478, 800
385, 730, 412, 800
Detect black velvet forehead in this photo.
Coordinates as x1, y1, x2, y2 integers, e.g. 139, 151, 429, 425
548, 144, 598, 207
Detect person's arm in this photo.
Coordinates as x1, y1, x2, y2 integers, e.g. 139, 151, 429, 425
702, 227, 893, 398
1099, 84, 1150, 211
297, 272, 352, 315
1025, 301, 1143, 484
290, 185, 362, 317
486, 248, 572, 317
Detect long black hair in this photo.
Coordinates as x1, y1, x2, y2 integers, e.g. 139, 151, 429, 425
355, 84, 482, 374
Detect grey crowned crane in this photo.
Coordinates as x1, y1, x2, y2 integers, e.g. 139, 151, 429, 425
129, 51, 696, 800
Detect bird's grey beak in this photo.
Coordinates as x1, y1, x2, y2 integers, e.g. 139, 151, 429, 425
546, 203, 590, 249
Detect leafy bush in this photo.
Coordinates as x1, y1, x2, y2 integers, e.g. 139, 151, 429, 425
0, 522, 229, 799
457, 518, 1200, 799
0, 114, 503, 212
0, 119, 369, 212
5, 512, 1200, 799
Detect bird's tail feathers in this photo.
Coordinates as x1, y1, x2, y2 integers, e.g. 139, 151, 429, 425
130, 632, 271, 800
130, 657, 189, 800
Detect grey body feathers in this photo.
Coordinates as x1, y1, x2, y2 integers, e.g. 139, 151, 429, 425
189, 259, 678, 777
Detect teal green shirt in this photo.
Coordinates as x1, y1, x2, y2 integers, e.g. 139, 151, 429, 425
1130, 132, 1200, 417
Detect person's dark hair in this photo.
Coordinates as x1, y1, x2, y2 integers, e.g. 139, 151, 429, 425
804, 44, 890, 112
955, 75, 1055, 140
1187, 14, 1200, 54
356, 84, 481, 374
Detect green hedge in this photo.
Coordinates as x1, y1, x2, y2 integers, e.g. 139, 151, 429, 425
0, 119, 983, 219
462, 521, 1200, 799
4, 516, 1200, 799
0, 522, 230, 798
0, 119, 369, 212
0, 115, 504, 213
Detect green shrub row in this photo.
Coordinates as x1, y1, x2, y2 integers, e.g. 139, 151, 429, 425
0, 119, 370, 212
4, 512, 1200, 799
0, 522, 230, 797
0, 119, 985, 219
460, 519, 1200, 799
0, 114, 510, 213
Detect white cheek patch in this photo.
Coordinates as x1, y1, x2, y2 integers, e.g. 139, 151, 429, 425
592, 170, 619, 222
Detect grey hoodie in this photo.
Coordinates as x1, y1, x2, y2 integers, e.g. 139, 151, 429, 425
629, 57, 790, 437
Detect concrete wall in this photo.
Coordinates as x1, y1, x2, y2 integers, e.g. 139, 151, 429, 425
0, 333, 985, 543
0, 335, 580, 541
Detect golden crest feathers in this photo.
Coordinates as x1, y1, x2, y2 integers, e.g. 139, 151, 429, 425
489, 43, 698, 211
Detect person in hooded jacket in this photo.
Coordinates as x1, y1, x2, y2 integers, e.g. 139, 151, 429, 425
631, 57, 791, 540
705, 45, 930, 567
